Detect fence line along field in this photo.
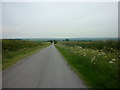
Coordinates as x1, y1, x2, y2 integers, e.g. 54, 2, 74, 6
56, 40, 119, 88
2, 39, 51, 70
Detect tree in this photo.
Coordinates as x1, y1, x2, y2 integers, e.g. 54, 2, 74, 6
49, 40, 53, 43
66, 39, 69, 41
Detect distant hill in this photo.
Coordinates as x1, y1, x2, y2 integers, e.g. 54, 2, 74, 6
21, 37, 118, 42
3, 37, 118, 42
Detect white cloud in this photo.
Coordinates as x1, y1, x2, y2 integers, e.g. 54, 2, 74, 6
2, 2, 118, 38
1, 0, 119, 2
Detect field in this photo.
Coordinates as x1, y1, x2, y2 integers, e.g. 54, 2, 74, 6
2, 39, 51, 70
56, 40, 119, 88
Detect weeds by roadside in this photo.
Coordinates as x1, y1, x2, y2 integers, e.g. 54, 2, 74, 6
56, 41, 119, 88
2, 39, 51, 70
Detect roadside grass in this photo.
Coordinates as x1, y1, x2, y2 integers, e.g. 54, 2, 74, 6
55, 41, 119, 88
2, 39, 51, 70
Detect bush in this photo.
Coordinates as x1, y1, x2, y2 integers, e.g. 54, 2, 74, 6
54, 40, 57, 44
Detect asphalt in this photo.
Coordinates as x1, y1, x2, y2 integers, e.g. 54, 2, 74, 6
3, 44, 87, 88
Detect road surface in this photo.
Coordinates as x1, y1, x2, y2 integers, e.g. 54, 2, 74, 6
3, 44, 87, 88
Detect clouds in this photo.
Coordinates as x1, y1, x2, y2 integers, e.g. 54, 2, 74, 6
2, 2, 118, 38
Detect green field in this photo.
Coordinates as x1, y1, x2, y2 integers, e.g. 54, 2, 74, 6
2, 39, 51, 70
56, 40, 119, 88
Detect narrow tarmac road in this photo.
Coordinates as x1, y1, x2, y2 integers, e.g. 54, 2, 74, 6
3, 44, 87, 88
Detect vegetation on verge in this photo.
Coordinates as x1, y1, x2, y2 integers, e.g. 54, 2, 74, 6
2, 39, 51, 70
56, 41, 119, 88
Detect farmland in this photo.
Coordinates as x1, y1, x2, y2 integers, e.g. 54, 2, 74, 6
2, 39, 51, 70
56, 40, 119, 88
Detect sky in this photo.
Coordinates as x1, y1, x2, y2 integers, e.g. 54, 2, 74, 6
0, 3, 1, 25
1, 2, 118, 38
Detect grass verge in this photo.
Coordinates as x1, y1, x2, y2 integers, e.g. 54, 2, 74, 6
55, 45, 119, 88
2, 45, 50, 70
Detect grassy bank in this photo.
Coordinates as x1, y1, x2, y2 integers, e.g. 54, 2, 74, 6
56, 41, 119, 88
2, 39, 51, 70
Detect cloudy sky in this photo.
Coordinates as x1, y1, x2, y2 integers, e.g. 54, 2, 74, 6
1, 2, 118, 38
